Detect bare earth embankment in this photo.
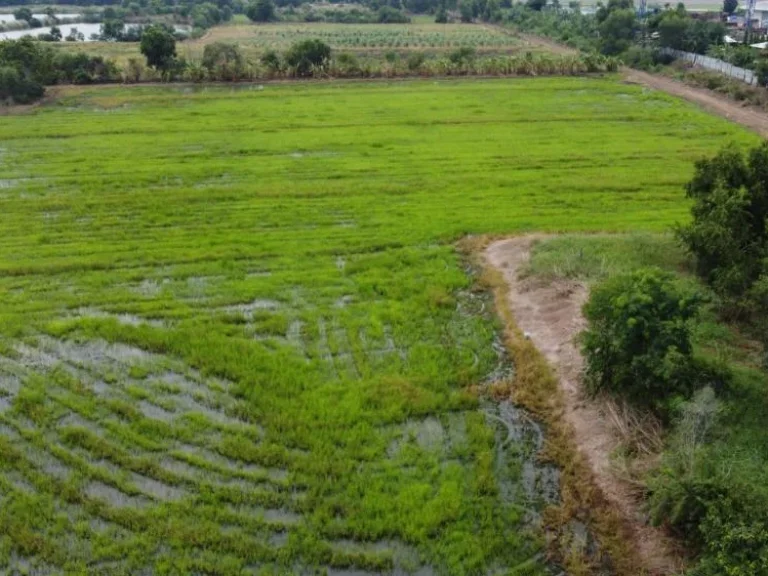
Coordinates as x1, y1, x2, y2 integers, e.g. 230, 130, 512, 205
486, 236, 683, 576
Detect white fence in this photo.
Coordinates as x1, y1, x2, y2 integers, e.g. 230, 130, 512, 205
661, 48, 758, 86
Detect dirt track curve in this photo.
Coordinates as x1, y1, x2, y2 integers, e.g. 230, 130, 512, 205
517, 32, 768, 138
486, 236, 683, 576
624, 69, 768, 138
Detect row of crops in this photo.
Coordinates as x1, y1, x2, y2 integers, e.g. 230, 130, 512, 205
236, 23, 522, 50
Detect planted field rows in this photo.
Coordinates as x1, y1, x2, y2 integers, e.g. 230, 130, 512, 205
0, 78, 757, 574
56, 22, 538, 66
196, 23, 525, 51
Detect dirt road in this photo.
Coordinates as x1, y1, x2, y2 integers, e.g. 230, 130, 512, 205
519, 31, 768, 137
486, 236, 683, 576
625, 69, 768, 138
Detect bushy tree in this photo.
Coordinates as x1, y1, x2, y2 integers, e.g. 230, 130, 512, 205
449, 45, 476, 64
648, 387, 768, 575
284, 39, 331, 76
13, 7, 32, 22
100, 19, 125, 41
404, 0, 435, 13
260, 49, 282, 73
377, 6, 409, 22
526, 0, 547, 10
140, 25, 177, 71
595, 0, 633, 22
202, 42, 245, 79
0, 65, 44, 104
246, 0, 276, 22
581, 268, 706, 414
0, 37, 54, 104
459, 0, 474, 21
598, 8, 636, 55
657, 14, 687, 50
677, 144, 768, 317
435, 3, 448, 22
723, 0, 738, 14
685, 19, 725, 53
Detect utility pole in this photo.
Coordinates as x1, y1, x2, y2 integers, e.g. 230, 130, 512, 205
639, 0, 648, 46
746, 0, 757, 44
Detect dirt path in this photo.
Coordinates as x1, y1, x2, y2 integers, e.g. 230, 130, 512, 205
520, 30, 768, 137
515, 32, 578, 55
624, 69, 768, 138
485, 235, 683, 576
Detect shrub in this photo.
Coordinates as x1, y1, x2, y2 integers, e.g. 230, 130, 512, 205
622, 46, 672, 71
202, 42, 245, 80
406, 51, 426, 71
648, 385, 767, 576
124, 57, 147, 83
334, 52, 360, 75
140, 24, 177, 71
648, 387, 722, 540
693, 495, 768, 576
449, 46, 476, 64
0, 37, 53, 104
284, 39, 331, 76
53, 53, 119, 84
260, 50, 282, 73
0, 65, 44, 104
246, 0, 276, 22
581, 267, 705, 414
376, 6, 409, 23
756, 56, 768, 86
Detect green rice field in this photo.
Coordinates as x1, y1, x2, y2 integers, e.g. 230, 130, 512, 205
0, 77, 758, 574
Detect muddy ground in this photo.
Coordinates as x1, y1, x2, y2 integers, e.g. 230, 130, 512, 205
485, 236, 683, 576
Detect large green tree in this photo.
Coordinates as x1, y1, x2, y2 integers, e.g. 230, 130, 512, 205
284, 39, 331, 76
140, 25, 177, 71
598, 8, 636, 55
658, 15, 687, 50
245, 0, 276, 22
677, 144, 768, 317
13, 7, 32, 22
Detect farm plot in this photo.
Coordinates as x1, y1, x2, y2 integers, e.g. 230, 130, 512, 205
0, 77, 757, 574
56, 22, 537, 66
194, 22, 526, 52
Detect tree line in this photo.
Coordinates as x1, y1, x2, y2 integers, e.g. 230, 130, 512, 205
507, 0, 727, 66
0, 27, 620, 104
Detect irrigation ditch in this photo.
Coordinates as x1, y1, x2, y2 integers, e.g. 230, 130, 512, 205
460, 240, 610, 576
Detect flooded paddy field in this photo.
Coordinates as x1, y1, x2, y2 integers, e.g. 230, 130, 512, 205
0, 78, 756, 574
